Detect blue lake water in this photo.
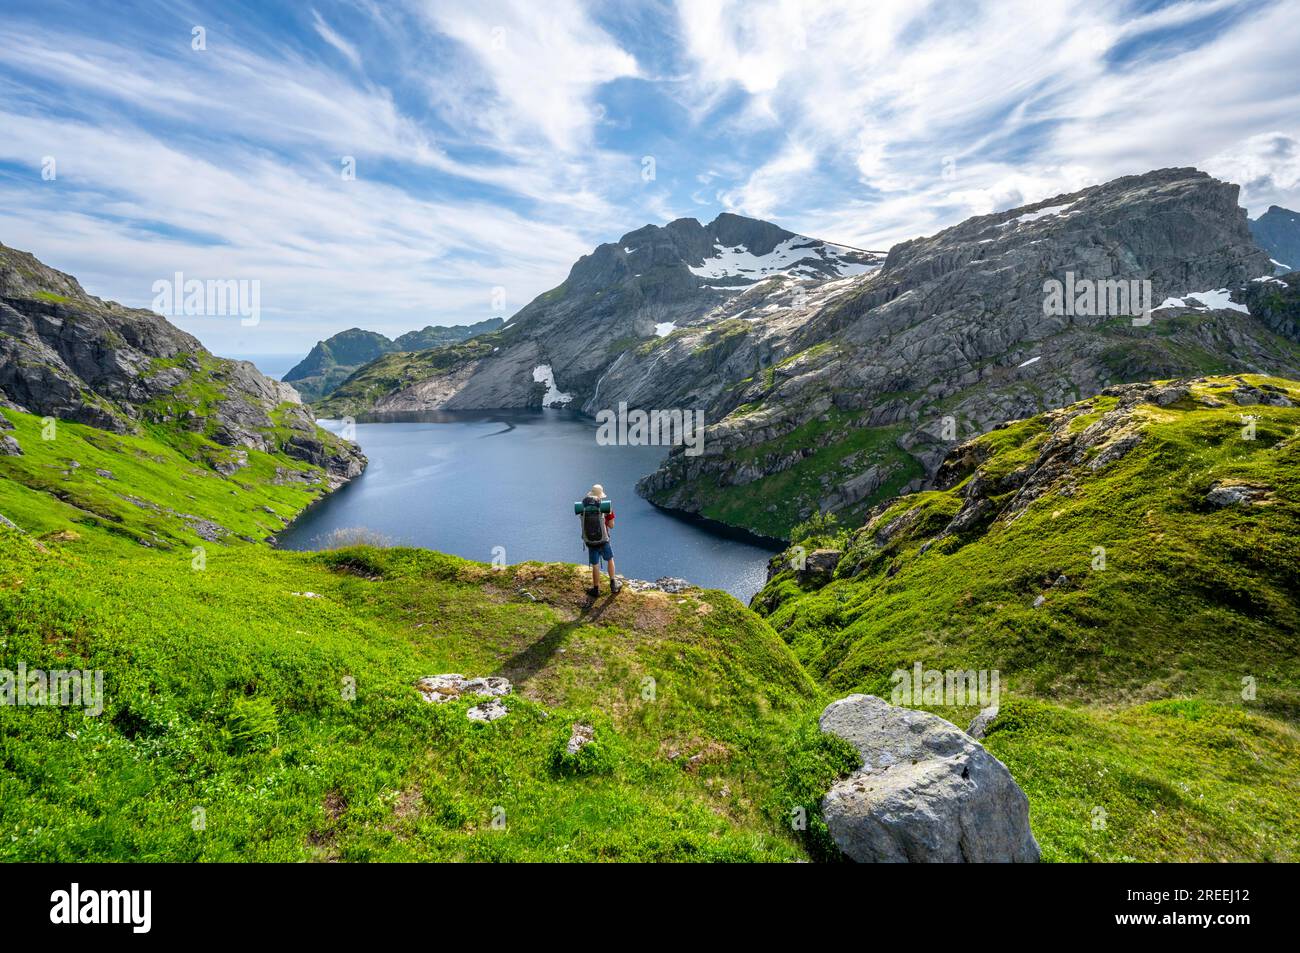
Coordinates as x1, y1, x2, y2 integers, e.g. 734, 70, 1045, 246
275, 409, 779, 601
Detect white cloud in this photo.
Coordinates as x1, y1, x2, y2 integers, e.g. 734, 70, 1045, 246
415, 0, 639, 153
672, 0, 1300, 246
0, 6, 652, 355
1205, 132, 1300, 214
311, 9, 363, 69
717, 143, 816, 219
0, 106, 592, 353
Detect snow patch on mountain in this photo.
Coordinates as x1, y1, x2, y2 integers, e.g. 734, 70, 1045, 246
999, 203, 1078, 229
1154, 289, 1249, 314
654, 322, 676, 337
532, 364, 573, 406
688, 236, 879, 282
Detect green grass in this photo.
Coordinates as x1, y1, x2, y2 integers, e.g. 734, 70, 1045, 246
762, 377, 1300, 707
750, 374, 1300, 860
0, 532, 850, 861
0, 409, 326, 552
980, 697, 1300, 862
0, 397, 863, 861
653, 414, 924, 539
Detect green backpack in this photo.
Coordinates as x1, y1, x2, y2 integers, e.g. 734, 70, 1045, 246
576, 496, 611, 545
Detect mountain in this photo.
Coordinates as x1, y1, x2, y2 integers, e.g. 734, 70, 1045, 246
0, 240, 364, 516
638, 169, 1300, 537
1250, 205, 1300, 271
391, 318, 505, 351
314, 213, 881, 416
283, 318, 504, 403
316, 169, 1300, 540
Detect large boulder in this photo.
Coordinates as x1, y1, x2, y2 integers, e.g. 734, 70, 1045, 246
798, 548, 842, 581
819, 694, 1040, 863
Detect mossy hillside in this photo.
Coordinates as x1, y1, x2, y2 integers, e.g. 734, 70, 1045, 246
760, 376, 1300, 707
0, 532, 853, 861
655, 413, 924, 540
749, 374, 1300, 860
979, 696, 1299, 862
0, 408, 327, 553
5, 370, 1298, 862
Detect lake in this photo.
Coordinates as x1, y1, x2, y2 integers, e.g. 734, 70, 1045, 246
275, 409, 780, 601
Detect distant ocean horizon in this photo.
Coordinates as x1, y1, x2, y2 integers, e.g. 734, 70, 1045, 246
223, 353, 301, 381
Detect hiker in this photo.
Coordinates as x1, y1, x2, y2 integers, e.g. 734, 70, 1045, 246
578, 484, 620, 595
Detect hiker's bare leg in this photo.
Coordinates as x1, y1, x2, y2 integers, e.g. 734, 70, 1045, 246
607, 558, 616, 584
591, 563, 600, 589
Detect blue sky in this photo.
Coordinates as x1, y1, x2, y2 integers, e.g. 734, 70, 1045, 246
1, 0, 1298, 359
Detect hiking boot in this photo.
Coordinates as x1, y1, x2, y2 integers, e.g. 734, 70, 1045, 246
586, 586, 600, 597
610, 580, 622, 595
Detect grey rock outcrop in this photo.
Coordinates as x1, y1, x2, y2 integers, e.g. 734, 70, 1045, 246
566, 723, 595, 754
466, 699, 510, 722
819, 694, 1040, 863
0, 241, 364, 483
1205, 482, 1269, 507
416, 674, 513, 705
623, 576, 695, 594
966, 704, 1000, 739
798, 548, 842, 581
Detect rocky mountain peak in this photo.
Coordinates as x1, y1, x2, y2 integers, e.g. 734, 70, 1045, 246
0, 241, 95, 304
0, 241, 364, 482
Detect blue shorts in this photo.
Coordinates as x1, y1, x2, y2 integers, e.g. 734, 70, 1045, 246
586, 542, 614, 565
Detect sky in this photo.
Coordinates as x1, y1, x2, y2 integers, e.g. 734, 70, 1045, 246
1, 0, 1299, 360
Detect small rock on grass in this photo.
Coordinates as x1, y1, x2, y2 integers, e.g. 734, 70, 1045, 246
566, 723, 595, 754
466, 699, 509, 722
416, 674, 513, 722
966, 704, 1000, 739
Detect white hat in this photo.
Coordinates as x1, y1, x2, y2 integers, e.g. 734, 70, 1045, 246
588, 484, 606, 499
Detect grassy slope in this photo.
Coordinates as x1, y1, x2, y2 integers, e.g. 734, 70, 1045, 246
315, 335, 503, 418
0, 407, 852, 861
649, 411, 924, 541
756, 374, 1300, 860
0, 409, 326, 551
0, 536, 855, 861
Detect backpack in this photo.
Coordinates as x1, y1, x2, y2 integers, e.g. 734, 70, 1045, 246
580, 495, 609, 546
